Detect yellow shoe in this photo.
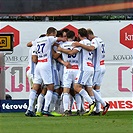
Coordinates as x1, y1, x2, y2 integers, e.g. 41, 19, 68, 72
36, 111, 42, 117
51, 111, 62, 117
83, 102, 96, 116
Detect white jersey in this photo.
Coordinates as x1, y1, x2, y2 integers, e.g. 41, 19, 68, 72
32, 36, 57, 65
79, 39, 93, 71
91, 37, 105, 71
59, 41, 81, 88
60, 41, 81, 71
32, 36, 57, 85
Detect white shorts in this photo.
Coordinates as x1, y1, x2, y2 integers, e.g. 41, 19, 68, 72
63, 69, 79, 88
75, 67, 94, 87
93, 65, 106, 86
33, 62, 54, 85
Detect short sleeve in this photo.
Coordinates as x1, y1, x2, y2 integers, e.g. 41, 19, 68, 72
48, 36, 58, 45
91, 39, 98, 49
32, 46, 37, 55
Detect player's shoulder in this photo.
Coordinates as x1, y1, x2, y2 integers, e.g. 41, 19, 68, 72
63, 41, 73, 47
93, 36, 102, 41
48, 36, 57, 39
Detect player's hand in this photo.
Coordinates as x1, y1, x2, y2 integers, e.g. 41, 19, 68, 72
72, 42, 81, 47
64, 62, 72, 68
53, 43, 59, 47
57, 46, 62, 51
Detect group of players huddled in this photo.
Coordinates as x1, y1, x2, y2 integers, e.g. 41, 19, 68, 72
25, 27, 110, 117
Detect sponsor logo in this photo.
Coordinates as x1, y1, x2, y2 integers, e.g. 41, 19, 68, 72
0, 100, 29, 112
120, 24, 133, 49
0, 25, 20, 48
2, 103, 28, 110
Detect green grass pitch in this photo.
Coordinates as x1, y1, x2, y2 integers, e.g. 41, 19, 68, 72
0, 111, 133, 133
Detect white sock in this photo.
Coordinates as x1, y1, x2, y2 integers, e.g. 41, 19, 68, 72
81, 96, 85, 111
59, 95, 64, 113
93, 89, 106, 112
33, 95, 38, 112
55, 96, 61, 112
90, 96, 95, 102
43, 90, 53, 112
37, 93, 44, 112
79, 89, 93, 105
63, 93, 69, 111
75, 94, 81, 111
28, 89, 37, 111
49, 92, 59, 112
69, 95, 74, 111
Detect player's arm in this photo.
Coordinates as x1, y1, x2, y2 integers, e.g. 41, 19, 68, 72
32, 55, 38, 64
57, 57, 71, 68
52, 48, 61, 59
27, 41, 32, 47
57, 46, 79, 55
72, 41, 95, 51
32, 46, 38, 63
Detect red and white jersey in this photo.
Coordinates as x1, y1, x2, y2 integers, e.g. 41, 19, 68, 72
59, 41, 81, 71
32, 36, 57, 66
79, 38, 93, 71
91, 37, 105, 71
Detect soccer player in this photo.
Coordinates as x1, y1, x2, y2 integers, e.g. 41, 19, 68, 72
87, 28, 110, 115
57, 30, 83, 115
58, 29, 96, 116
25, 27, 65, 117
72, 28, 110, 115
26, 34, 47, 116
26, 37, 40, 113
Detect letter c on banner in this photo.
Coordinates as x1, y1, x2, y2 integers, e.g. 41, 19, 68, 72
118, 66, 131, 92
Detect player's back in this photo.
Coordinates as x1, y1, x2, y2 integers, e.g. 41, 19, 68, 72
92, 37, 105, 70
35, 36, 57, 65
79, 38, 93, 70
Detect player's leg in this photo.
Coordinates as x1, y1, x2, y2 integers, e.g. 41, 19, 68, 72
49, 87, 60, 112
36, 86, 47, 116
62, 71, 72, 116
74, 70, 95, 115
42, 84, 54, 114
49, 68, 61, 112
74, 92, 82, 115
62, 87, 71, 116
25, 67, 42, 117
54, 87, 63, 113
25, 83, 40, 117
93, 66, 109, 115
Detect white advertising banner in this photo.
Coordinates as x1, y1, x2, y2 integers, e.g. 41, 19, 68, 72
0, 21, 132, 110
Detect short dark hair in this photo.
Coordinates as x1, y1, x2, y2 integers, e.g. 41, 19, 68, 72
67, 30, 75, 39
78, 28, 87, 37
56, 30, 63, 37
62, 28, 69, 33
87, 29, 94, 35
47, 27, 57, 35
